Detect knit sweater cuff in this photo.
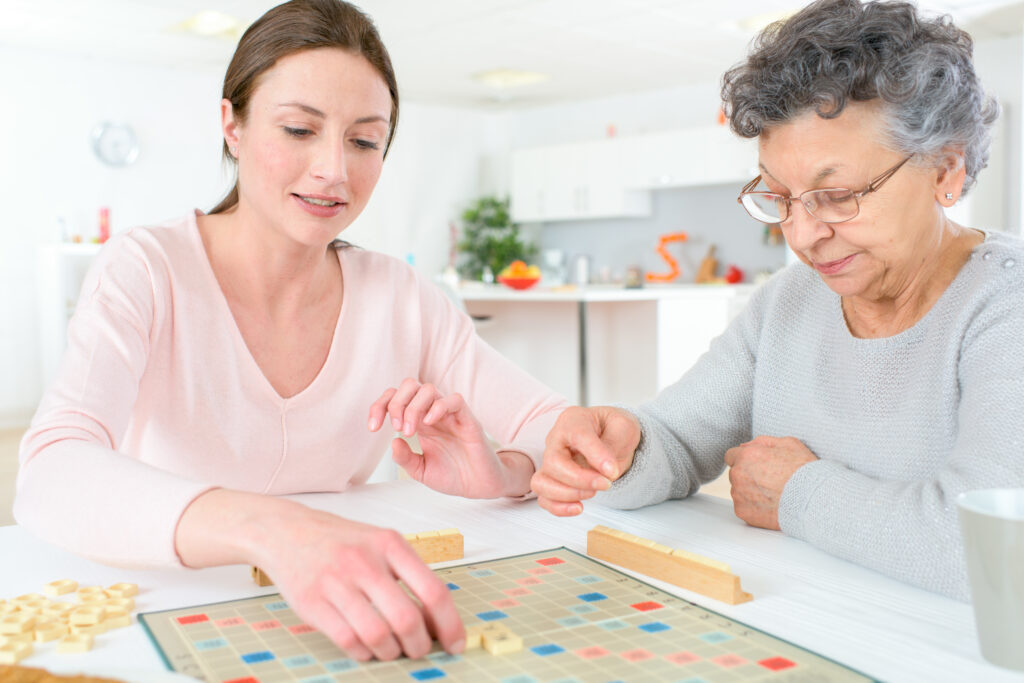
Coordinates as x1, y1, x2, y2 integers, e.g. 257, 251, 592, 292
777, 459, 847, 540
593, 408, 658, 509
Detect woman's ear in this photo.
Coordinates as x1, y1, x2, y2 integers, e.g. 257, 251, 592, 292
934, 150, 967, 206
221, 98, 240, 157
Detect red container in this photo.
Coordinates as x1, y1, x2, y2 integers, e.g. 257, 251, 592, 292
498, 275, 540, 290
98, 207, 110, 243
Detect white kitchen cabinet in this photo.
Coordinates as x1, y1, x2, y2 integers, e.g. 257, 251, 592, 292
622, 125, 758, 189
510, 126, 756, 223
510, 139, 651, 222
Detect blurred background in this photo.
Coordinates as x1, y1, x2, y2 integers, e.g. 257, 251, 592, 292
2, 0, 1023, 519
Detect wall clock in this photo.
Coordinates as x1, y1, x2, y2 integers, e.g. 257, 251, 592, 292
91, 122, 140, 167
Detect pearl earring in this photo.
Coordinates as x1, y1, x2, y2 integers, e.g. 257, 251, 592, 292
945, 192, 953, 200
230, 146, 238, 156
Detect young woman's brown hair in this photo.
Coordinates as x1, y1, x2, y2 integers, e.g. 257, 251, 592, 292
210, 0, 399, 215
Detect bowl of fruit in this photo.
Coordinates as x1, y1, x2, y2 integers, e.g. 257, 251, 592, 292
497, 260, 541, 290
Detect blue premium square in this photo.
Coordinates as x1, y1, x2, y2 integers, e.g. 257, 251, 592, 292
638, 621, 671, 633
241, 651, 275, 664
576, 592, 608, 602
476, 610, 509, 621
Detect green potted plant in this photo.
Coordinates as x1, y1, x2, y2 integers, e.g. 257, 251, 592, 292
457, 196, 536, 281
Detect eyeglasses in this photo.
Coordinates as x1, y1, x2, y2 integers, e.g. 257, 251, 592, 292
736, 156, 912, 225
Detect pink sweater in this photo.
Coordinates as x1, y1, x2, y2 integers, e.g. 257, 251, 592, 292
16, 215, 566, 568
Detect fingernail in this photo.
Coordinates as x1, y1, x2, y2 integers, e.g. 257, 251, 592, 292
451, 639, 465, 653
594, 477, 611, 490
392, 418, 401, 431
403, 422, 412, 435
601, 462, 617, 478
368, 418, 378, 431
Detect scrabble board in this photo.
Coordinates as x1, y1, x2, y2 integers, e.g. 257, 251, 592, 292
139, 548, 875, 682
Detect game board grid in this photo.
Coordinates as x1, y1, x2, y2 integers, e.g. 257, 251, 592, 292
433, 554, 811, 682
141, 548, 874, 683
167, 602, 354, 682
446, 576, 763, 681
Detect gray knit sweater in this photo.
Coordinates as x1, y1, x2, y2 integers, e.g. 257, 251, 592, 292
595, 230, 1024, 601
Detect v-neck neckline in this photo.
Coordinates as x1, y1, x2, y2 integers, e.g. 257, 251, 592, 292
188, 212, 347, 404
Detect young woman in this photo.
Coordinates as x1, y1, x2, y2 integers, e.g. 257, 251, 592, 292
16, 0, 566, 662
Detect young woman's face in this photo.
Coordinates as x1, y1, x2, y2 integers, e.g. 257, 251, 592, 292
226, 47, 392, 246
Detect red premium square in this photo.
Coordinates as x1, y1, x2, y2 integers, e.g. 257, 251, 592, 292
250, 619, 282, 631
666, 651, 702, 665
711, 654, 747, 668
759, 656, 797, 671
176, 614, 209, 625
620, 648, 655, 662
629, 601, 664, 612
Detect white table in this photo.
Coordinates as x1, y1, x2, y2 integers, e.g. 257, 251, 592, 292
1, 480, 1020, 682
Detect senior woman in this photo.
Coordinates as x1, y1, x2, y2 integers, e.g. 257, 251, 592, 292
530, 0, 1024, 601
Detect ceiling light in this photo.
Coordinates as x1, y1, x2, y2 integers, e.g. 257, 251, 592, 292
172, 10, 245, 39
472, 68, 549, 89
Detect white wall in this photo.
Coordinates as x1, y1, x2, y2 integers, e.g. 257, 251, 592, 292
343, 102, 506, 277
0, 45, 227, 428
499, 81, 725, 149
0, 46, 494, 427
961, 33, 1023, 233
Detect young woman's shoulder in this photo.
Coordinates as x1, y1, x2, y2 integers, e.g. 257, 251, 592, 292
95, 215, 201, 274
336, 247, 431, 292
336, 247, 464, 323
81, 215, 207, 316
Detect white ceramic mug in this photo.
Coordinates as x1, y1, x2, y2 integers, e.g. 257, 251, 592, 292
957, 488, 1024, 671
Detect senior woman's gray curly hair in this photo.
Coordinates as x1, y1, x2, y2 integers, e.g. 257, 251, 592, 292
721, 0, 999, 195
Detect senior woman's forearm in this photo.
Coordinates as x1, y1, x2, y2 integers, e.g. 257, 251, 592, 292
778, 460, 971, 600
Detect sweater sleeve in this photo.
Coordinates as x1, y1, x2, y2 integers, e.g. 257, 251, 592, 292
414, 276, 569, 473
777, 291, 1024, 601
14, 236, 216, 568
594, 283, 768, 509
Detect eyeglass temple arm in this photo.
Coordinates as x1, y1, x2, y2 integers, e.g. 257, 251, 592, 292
860, 156, 911, 196
737, 175, 762, 201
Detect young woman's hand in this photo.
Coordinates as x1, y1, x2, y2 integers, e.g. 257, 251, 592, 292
530, 406, 642, 516
176, 491, 465, 662
368, 378, 533, 498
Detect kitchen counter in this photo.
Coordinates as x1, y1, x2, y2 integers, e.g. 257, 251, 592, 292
459, 282, 755, 302
461, 283, 759, 406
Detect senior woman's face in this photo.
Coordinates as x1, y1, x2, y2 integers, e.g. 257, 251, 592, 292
758, 101, 946, 302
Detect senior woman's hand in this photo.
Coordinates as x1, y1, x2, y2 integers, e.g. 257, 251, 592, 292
724, 436, 818, 530
531, 406, 642, 516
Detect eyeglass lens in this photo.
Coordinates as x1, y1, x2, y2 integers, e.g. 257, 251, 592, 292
743, 188, 858, 223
